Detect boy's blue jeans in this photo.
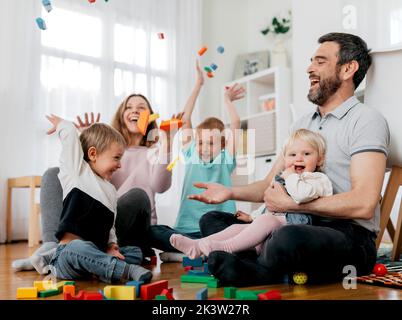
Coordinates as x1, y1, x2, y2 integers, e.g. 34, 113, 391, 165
50, 239, 142, 283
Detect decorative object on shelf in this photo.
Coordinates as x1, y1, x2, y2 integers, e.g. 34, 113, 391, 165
261, 10, 291, 68
233, 50, 269, 80
261, 98, 275, 111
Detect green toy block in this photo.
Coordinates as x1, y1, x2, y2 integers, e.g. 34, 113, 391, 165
155, 295, 168, 300
235, 290, 258, 300
180, 274, 215, 284
224, 287, 237, 299
207, 279, 220, 288
38, 289, 60, 298
204, 66, 212, 73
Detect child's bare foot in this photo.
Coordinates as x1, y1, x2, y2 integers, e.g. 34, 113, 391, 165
169, 234, 202, 259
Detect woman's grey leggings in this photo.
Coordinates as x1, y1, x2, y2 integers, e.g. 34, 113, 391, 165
40, 167, 151, 248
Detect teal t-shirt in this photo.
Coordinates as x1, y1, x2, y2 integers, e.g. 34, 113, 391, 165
174, 142, 237, 233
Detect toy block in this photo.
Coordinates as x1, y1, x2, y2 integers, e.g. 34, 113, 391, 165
34, 280, 54, 292
104, 286, 135, 300
198, 46, 207, 56
88, 0, 96, 3
204, 66, 212, 73
38, 288, 60, 298
157, 33, 165, 40
203, 263, 210, 274
83, 292, 104, 300
160, 288, 174, 300
235, 290, 258, 300
184, 266, 193, 272
137, 109, 150, 136
159, 119, 183, 132
149, 113, 160, 123
155, 295, 168, 300
188, 269, 210, 276
42, 0, 52, 12
63, 285, 75, 296
210, 63, 218, 71
224, 287, 237, 299
217, 46, 225, 54
180, 274, 214, 284
64, 290, 85, 300
166, 156, 179, 172
17, 287, 37, 299
207, 72, 214, 78
140, 280, 168, 300
182, 257, 203, 267
207, 279, 220, 288
126, 280, 144, 298
196, 288, 208, 300
257, 290, 282, 300
36, 17, 47, 30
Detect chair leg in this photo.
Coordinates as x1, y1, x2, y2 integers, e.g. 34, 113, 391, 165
391, 200, 402, 261
28, 178, 36, 248
33, 203, 41, 246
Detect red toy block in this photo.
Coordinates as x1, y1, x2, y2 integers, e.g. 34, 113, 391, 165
160, 288, 174, 300
257, 290, 282, 300
83, 292, 103, 300
137, 109, 150, 136
207, 72, 214, 78
159, 119, 183, 132
184, 266, 193, 272
64, 290, 85, 300
140, 280, 168, 300
198, 46, 207, 56
88, 0, 96, 3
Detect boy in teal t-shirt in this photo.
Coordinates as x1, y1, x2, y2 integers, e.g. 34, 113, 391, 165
149, 60, 245, 260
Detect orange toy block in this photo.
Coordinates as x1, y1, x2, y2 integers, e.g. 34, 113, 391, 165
207, 72, 214, 78
159, 119, 183, 132
198, 46, 207, 56
140, 280, 168, 300
63, 285, 75, 297
137, 109, 150, 135
64, 290, 85, 300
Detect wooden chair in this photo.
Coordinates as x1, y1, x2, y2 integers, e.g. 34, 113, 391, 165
6, 176, 42, 247
365, 48, 402, 261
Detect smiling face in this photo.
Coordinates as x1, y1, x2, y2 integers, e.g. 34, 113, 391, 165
123, 96, 151, 134
89, 142, 125, 181
283, 138, 323, 174
195, 129, 223, 163
307, 41, 343, 106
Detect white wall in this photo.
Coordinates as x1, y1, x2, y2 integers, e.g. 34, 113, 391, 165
200, 0, 292, 120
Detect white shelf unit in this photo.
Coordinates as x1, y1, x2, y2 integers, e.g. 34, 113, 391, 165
222, 66, 292, 212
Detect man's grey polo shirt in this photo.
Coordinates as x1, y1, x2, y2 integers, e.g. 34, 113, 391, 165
291, 96, 390, 233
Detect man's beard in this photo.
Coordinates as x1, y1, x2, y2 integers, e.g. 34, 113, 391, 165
307, 72, 342, 106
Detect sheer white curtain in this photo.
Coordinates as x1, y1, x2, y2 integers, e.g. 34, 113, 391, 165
0, 0, 201, 241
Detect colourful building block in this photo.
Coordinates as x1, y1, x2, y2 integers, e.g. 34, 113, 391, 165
42, 0, 53, 12
64, 290, 85, 300
83, 292, 104, 300
182, 257, 203, 267
224, 287, 237, 299
148, 113, 160, 123
217, 46, 225, 54
160, 288, 174, 300
207, 72, 214, 78
210, 63, 218, 71
180, 274, 214, 284
137, 109, 150, 135
257, 290, 282, 300
184, 266, 193, 272
38, 289, 60, 298
88, 0, 96, 3
204, 66, 212, 73
159, 119, 183, 132
166, 156, 179, 172
155, 295, 168, 300
17, 287, 38, 299
34, 280, 54, 292
104, 286, 136, 300
198, 46, 208, 56
63, 285, 75, 297
207, 279, 220, 288
36, 17, 47, 30
196, 288, 208, 300
126, 280, 144, 298
235, 290, 258, 300
140, 280, 168, 300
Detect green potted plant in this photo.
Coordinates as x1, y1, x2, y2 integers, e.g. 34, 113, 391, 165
261, 11, 291, 37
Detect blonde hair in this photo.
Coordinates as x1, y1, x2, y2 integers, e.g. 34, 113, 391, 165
282, 129, 327, 171
80, 123, 127, 162
111, 94, 158, 147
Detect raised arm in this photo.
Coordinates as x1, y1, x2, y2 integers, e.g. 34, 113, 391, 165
181, 60, 204, 147
265, 152, 386, 220
224, 84, 244, 156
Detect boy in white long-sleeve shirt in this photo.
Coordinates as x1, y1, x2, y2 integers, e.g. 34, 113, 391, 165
41, 114, 152, 283
170, 129, 333, 258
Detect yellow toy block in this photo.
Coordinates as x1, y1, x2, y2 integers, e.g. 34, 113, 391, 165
104, 286, 136, 300
148, 113, 160, 123
166, 156, 179, 172
17, 287, 38, 299
34, 280, 54, 291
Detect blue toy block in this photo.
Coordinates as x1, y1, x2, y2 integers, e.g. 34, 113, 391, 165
203, 263, 210, 274
188, 269, 209, 276
217, 46, 225, 54
36, 17, 47, 30
126, 280, 144, 298
182, 257, 203, 267
195, 288, 208, 300
210, 63, 218, 71
42, 0, 53, 12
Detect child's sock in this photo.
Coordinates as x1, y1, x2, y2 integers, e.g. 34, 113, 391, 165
11, 241, 58, 272
128, 264, 153, 283
198, 239, 233, 256
169, 234, 202, 259
31, 246, 57, 275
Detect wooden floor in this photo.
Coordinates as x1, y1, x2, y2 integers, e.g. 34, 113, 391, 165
1, 242, 401, 300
